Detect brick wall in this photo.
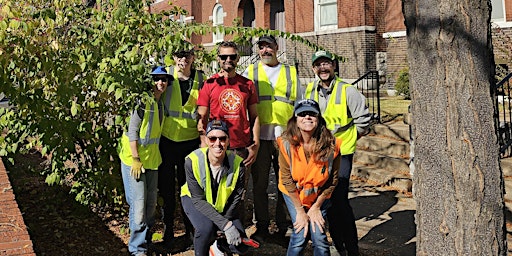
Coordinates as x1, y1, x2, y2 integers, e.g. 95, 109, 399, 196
385, 35, 408, 89
0, 158, 35, 255
286, 30, 377, 80
493, 26, 512, 73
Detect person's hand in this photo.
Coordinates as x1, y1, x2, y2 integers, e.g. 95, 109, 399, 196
293, 206, 310, 238
243, 142, 259, 166
307, 206, 325, 234
224, 222, 241, 246
130, 158, 145, 180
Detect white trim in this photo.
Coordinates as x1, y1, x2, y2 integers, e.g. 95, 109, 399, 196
382, 31, 406, 38
297, 26, 376, 37
494, 21, 512, 28
383, 22, 512, 39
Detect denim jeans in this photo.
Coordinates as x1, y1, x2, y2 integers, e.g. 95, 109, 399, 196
121, 161, 158, 255
283, 194, 331, 256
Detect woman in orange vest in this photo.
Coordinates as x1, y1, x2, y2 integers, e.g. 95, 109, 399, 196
276, 99, 342, 256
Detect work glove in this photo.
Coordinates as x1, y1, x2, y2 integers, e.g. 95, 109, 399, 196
224, 222, 241, 246
130, 158, 145, 180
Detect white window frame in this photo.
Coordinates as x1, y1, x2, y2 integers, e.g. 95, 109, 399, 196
314, 0, 338, 31
212, 4, 225, 43
491, 0, 506, 22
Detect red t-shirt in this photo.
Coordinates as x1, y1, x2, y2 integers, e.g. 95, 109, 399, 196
197, 73, 258, 148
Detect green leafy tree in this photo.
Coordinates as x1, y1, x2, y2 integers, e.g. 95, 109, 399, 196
0, 0, 340, 212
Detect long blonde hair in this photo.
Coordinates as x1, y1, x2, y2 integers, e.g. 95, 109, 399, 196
281, 115, 336, 162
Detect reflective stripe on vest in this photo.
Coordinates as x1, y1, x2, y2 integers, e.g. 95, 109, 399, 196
161, 67, 203, 141
306, 79, 357, 155
248, 63, 299, 126
277, 138, 337, 208
253, 64, 294, 104
282, 140, 334, 193
118, 101, 163, 170
180, 148, 242, 213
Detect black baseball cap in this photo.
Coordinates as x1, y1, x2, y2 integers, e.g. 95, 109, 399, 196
294, 99, 321, 116
257, 35, 277, 45
206, 120, 229, 136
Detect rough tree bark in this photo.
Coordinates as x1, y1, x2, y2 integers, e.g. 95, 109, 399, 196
402, 0, 506, 255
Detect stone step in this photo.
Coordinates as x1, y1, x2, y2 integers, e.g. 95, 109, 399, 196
354, 150, 410, 172
352, 164, 412, 192
357, 135, 410, 157
502, 157, 512, 176
370, 122, 410, 142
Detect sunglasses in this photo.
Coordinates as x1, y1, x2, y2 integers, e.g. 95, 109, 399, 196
296, 111, 319, 117
153, 77, 168, 82
218, 54, 238, 60
207, 136, 228, 143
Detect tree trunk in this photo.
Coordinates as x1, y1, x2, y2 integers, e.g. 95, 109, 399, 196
402, 0, 506, 255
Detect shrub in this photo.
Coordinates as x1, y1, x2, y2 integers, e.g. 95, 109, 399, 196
395, 67, 410, 99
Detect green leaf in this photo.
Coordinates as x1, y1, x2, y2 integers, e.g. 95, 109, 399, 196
115, 88, 123, 100
71, 101, 78, 116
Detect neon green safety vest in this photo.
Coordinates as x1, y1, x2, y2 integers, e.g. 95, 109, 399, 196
118, 101, 163, 170
305, 78, 357, 155
246, 62, 299, 126
161, 67, 204, 141
180, 148, 243, 213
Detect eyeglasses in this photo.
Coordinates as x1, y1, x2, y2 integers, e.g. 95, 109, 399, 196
313, 61, 333, 68
207, 136, 228, 143
153, 77, 168, 82
296, 111, 319, 117
218, 54, 238, 60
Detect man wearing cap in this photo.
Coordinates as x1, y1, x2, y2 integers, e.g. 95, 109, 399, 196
118, 66, 169, 256
157, 44, 206, 248
305, 50, 371, 256
242, 35, 301, 243
181, 120, 250, 256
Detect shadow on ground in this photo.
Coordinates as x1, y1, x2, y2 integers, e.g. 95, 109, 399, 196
350, 188, 416, 256
5, 152, 128, 256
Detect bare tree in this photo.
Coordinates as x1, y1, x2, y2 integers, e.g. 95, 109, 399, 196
403, 0, 506, 255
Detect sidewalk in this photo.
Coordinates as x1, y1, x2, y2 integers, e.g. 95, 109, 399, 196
0, 158, 35, 255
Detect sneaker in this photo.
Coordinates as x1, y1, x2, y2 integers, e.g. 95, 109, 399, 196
209, 240, 225, 256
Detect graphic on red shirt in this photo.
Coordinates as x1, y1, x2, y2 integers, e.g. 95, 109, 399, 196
219, 89, 243, 114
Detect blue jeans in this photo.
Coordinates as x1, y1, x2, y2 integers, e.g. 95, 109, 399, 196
283, 194, 331, 256
121, 161, 158, 255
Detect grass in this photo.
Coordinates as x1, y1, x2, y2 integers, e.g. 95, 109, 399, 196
369, 96, 411, 123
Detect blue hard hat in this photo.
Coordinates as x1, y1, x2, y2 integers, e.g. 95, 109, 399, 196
150, 66, 169, 76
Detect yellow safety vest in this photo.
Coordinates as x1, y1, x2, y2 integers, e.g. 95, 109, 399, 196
246, 62, 299, 126
161, 67, 204, 141
180, 148, 243, 213
305, 79, 357, 155
118, 101, 163, 170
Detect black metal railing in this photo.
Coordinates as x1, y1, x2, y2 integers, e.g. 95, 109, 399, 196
352, 70, 381, 123
494, 72, 512, 158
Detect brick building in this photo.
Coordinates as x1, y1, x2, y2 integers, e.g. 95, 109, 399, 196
150, 0, 512, 87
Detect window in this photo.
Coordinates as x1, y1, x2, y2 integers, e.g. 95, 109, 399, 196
213, 4, 225, 43
491, 0, 505, 21
315, 0, 338, 30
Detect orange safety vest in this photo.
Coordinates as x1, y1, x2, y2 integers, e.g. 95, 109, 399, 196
276, 137, 342, 208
